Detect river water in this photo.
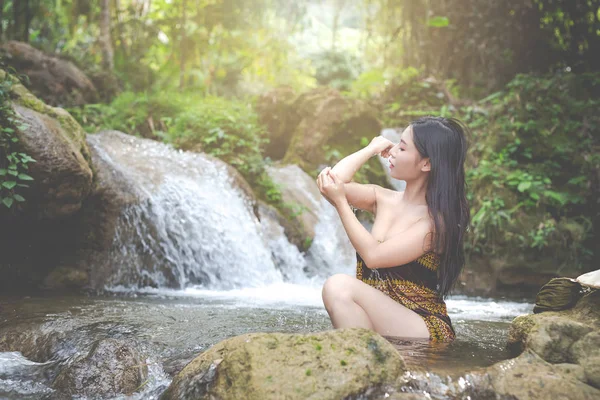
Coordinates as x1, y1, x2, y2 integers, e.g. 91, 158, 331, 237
0, 286, 532, 399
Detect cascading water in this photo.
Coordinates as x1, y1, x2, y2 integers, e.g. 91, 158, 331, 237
87, 131, 355, 293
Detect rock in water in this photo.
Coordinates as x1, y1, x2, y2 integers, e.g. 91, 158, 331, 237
52, 338, 148, 398
463, 350, 600, 399
161, 328, 405, 400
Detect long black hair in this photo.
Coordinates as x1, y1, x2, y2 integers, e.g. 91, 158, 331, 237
411, 116, 470, 298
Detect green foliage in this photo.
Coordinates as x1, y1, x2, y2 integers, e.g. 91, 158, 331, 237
0, 72, 36, 209
311, 50, 362, 91
462, 72, 599, 267
70, 90, 283, 207
427, 16, 450, 28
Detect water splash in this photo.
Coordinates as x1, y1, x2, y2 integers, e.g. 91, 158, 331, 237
88, 131, 354, 292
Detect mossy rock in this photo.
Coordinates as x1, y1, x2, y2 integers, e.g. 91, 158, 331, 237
507, 291, 600, 363
0, 70, 93, 219
161, 328, 405, 400
1, 41, 98, 107
282, 87, 382, 175
463, 350, 600, 399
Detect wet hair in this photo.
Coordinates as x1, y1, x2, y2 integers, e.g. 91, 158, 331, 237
411, 116, 470, 298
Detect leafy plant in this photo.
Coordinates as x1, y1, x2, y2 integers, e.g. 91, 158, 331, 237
0, 72, 36, 209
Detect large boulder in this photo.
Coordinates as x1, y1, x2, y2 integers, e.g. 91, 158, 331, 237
283, 88, 382, 173
255, 86, 301, 160
0, 41, 98, 106
0, 71, 94, 290
256, 87, 383, 179
1, 69, 93, 219
161, 328, 405, 400
507, 290, 600, 390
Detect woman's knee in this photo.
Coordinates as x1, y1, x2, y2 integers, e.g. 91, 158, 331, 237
322, 274, 355, 307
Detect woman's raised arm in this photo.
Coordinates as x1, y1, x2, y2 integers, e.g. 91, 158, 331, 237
329, 137, 395, 183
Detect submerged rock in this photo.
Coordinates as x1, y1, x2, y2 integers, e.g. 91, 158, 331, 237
161, 328, 404, 400
52, 338, 148, 398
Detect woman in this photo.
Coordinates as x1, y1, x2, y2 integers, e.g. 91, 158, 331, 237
317, 116, 469, 342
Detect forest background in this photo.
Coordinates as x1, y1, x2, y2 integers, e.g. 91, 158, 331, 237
1, 0, 598, 293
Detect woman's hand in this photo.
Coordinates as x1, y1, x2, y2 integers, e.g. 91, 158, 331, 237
317, 167, 346, 207
367, 136, 395, 158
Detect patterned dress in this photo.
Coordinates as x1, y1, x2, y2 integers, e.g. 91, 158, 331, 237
356, 249, 456, 342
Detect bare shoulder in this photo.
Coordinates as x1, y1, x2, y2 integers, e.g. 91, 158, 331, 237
372, 186, 399, 214
373, 187, 406, 213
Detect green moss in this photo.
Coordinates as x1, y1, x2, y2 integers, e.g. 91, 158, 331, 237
305, 368, 312, 376
340, 360, 347, 366
367, 337, 387, 364
266, 340, 278, 350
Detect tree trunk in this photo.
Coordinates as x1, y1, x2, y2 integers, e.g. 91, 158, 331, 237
23, 0, 31, 42
100, 0, 114, 70
331, 0, 346, 51
12, 0, 19, 40
0, 0, 4, 40
179, 0, 187, 90
113, 0, 127, 54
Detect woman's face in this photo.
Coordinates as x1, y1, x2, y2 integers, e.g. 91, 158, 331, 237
388, 125, 429, 180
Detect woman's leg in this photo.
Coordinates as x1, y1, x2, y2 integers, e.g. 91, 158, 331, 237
322, 274, 430, 339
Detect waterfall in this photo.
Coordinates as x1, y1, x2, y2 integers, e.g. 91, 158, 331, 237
86, 131, 355, 291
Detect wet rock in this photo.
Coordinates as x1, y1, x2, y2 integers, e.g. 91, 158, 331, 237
74, 130, 272, 289
266, 164, 322, 248
52, 338, 148, 398
508, 314, 592, 362
553, 363, 587, 383
508, 291, 600, 359
161, 328, 405, 400
464, 350, 600, 400
570, 331, 600, 388
386, 393, 429, 400
503, 290, 600, 394
0, 325, 65, 363
42, 266, 89, 290
0, 41, 98, 107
